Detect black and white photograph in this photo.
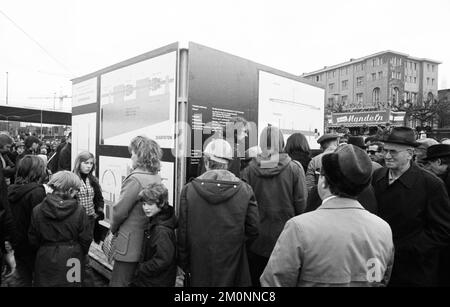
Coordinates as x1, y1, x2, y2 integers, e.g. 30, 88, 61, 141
1, 0, 450, 298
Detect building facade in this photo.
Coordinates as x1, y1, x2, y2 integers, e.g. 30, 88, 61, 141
302, 51, 440, 132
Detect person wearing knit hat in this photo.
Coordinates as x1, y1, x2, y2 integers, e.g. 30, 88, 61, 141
261, 144, 394, 287
372, 126, 450, 286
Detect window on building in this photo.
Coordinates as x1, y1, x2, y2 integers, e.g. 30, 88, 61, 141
361, 63, 365, 70
372, 73, 377, 81
414, 77, 417, 83
427, 64, 430, 71
432, 78, 435, 86
328, 98, 335, 107
396, 72, 401, 79
342, 80, 348, 90
414, 63, 417, 70
427, 77, 430, 85
342, 95, 348, 105
333, 70, 336, 77
412, 92, 417, 103
356, 93, 363, 104
378, 71, 383, 79
373, 88, 380, 104
391, 71, 395, 79
428, 92, 434, 102
356, 76, 363, 86
432, 65, 435, 72
392, 87, 400, 105
329, 83, 335, 91
316, 76, 320, 82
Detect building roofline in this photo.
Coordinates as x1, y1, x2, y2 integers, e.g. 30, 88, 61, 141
302, 50, 442, 76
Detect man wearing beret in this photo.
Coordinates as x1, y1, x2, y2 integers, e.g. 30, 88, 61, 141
305, 133, 339, 192
261, 144, 394, 287
372, 127, 450, 286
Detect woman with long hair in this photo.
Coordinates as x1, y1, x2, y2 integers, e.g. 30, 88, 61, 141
72, 151, 105, 236
109, 136, 163, 287
285, 133, 311, 172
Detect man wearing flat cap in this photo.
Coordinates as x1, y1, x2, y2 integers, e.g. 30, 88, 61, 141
372, 127, 450, 286
261, 144, 394, 287
305, 133, 339, 192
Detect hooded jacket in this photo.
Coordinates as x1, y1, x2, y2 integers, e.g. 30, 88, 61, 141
131, 206, 178, 287
8, 183, 46, 266
28, 194, 92, 287
178, 169, 259, 287
241, 153, 307, 258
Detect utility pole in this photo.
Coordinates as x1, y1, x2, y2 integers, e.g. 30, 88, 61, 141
6, 72, 8, 105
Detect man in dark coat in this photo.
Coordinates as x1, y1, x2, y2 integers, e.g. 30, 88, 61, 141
0, 134, 16, 185
422, 144, 450, 286
241, 125, 307, 286
178, 139, 259, 287
57, 133, 72, 171
372, 127, 450, 286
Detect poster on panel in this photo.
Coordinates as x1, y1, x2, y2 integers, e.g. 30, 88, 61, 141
258, 71, 324, 150
100, 51, 177, 148
72, 78, 97, 108
71, 113, 97, 169
99, 156, 174, 228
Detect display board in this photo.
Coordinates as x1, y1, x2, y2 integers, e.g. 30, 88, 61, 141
258, 71, 324, 150
72, 78, 97, 108
99, 156, 174, 227
71, 112, 97, 168
100, 51, 177, 148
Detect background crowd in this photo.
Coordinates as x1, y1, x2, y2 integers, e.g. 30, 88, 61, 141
1, 118, 450, 287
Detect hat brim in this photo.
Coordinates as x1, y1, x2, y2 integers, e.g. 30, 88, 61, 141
382, 140, 420, 147
424, 153, 450, 161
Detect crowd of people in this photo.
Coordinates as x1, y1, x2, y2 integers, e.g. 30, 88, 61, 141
1, 118, 450, 287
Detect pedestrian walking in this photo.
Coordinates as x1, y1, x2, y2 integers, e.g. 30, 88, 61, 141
178, 139, 259, 286
261, 145, 394, 287
109, 136, 163, 287
241, 125, 307, 286
372, 127, 450, 286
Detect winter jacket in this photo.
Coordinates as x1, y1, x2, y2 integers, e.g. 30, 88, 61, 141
57, 142, 71, 171
372, 163, 450, 286
241, 153, 307, 258
111, 170, 161, 262
178, 169, 259, 287
261, 197, 394, 287
131, 206, 177, 287
28, 194, 92, 287
8, 183, 46, 267
0, 165, 16, 254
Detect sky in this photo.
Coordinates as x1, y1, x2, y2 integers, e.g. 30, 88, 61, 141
1, 0, 449, 111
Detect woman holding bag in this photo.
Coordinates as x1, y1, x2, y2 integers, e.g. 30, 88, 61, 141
109, 136, 163, 287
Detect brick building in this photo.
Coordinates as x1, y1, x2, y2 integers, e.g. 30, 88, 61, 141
302, 51, 440, 133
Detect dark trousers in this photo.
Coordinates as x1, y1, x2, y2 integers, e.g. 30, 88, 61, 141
248, 251, 269, 287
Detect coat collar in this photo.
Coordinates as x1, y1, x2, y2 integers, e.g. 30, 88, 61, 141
317, 196, 365, 211
374, 162, 420, 189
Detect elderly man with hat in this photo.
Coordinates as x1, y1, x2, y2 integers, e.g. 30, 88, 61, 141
261, 144, 394, 287
178, 138, 259, 286
372, 127, 450, 286
305, 133, 339, 192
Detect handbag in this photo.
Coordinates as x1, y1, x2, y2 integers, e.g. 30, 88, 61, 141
102, 230, 117, 264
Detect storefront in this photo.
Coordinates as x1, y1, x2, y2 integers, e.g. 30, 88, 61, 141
326, 110, 406, 135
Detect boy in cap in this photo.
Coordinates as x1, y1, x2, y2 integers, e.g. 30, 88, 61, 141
261, 144, 394, 286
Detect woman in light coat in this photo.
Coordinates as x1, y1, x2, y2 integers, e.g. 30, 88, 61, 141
109, 136, 163, 287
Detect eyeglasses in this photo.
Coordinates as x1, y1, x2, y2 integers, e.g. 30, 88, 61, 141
367, 150, 380, 155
